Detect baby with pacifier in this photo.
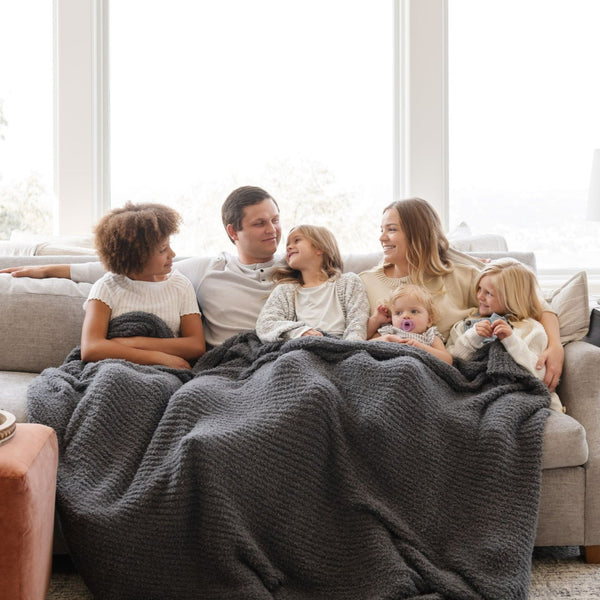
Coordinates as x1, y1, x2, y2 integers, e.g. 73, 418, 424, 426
368, 284, 452, 364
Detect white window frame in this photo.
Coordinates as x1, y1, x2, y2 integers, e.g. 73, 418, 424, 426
54, 0, 109, 235
53, 0, 599, 294
55, 0, 447, 236
395, 0, 448, 225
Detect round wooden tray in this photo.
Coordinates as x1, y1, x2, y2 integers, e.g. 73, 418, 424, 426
0, 410, 17, 446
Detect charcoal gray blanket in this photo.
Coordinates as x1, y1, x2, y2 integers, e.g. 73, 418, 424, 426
28, 313, 551, 600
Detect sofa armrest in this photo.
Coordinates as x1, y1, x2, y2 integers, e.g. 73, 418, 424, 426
559, 341, 600, 461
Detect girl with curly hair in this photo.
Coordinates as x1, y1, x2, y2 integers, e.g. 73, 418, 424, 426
81, 202, 205, 369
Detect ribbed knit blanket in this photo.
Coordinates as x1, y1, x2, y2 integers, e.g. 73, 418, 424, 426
27, 313, 551, 600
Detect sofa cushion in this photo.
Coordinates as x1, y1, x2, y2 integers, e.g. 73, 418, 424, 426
545, 271, 590, 344
0, 275, 91, 373
447, 222, 509, 252
541, 410, 588, 469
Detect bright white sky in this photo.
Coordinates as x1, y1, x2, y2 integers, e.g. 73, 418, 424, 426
2, 1, 599, 192
109, 0, 393, 203
450, 0, 600, 194
0, 1, 53, 183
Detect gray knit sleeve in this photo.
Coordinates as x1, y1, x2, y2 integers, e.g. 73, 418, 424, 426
338, 273, 370, 341
255, 283, 309, 342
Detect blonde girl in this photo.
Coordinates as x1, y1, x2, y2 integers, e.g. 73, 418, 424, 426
255, 225, 369, 342
370, 284, 452, 364
446, 258, 562, 411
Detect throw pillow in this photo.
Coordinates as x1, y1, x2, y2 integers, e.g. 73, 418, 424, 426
546, 271, 590, 344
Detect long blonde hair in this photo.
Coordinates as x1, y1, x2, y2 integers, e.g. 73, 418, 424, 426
476, 258, 543, 322
272, 224, 343, 286
383, 198, 453, 286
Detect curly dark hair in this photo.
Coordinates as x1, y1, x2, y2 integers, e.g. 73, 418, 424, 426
94, 202, 182, 275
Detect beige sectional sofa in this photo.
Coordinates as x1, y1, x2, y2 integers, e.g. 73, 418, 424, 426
1, 252, 599, 562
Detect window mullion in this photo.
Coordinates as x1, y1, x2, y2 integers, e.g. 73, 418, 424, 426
54, 0, 107, 235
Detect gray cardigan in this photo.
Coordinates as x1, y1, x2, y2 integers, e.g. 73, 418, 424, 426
255, 272, 370, 342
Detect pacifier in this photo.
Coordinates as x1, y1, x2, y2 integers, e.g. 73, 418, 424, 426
400, 318, 415, 332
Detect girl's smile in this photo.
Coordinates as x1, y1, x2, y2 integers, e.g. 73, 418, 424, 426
286, 234, 321, 269
476, 275, 508, 316
131, 238, 176, 282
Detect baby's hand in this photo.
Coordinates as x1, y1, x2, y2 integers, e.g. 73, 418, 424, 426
475, 320, 493, 339
375, 334, 399, 343
302, 329, 323, 337
491, 319, 512, 340
374, 304, 391, 325
398, 338, 426, 350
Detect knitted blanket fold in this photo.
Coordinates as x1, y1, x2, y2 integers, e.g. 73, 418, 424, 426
27, 316, 551, 600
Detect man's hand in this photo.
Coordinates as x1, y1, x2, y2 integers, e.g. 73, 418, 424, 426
0, 264, 71, 279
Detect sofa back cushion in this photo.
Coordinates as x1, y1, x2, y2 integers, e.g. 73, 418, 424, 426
0, 275, 92, 372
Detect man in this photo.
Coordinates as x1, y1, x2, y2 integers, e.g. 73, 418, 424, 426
176, 186, 283, 346
1, 186, 284, 348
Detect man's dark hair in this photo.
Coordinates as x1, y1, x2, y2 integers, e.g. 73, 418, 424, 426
221, 186, 278, 244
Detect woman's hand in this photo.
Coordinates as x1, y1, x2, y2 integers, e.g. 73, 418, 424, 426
537, 342, 564, 392
538, 311, 564, 392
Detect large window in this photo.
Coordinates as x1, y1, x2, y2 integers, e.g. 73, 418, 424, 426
15, 0, 599, 292
0, 1, 53, 240
449, 0, 600, 275
110, 0, 393, 256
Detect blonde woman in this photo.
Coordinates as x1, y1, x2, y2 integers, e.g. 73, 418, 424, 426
256, 225, 369, 342
359, 197, 564, 391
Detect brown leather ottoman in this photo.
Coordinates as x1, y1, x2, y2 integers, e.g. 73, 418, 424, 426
0, 423, 58, 600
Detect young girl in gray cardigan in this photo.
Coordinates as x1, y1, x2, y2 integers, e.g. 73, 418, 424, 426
255, 224, 369, 342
